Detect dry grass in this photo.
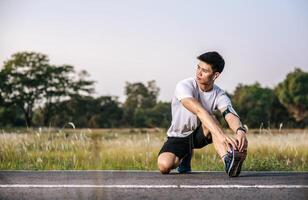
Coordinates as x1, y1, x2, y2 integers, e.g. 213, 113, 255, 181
0, 128, 307, 171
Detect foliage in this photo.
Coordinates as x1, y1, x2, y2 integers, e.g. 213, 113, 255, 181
0, 51, 306, 128
0, 52, 50, 126
41, 65, 95, 126
0, 51, 94, 126
275, 68, 308, 124
43, 95, 123, 128
133, 102, 171, 128
0, 105, 25, 127
123, 80, 160, 126
231, 82, 296, 128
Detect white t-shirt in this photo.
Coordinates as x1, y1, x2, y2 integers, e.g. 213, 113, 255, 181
167, 77, 237, 137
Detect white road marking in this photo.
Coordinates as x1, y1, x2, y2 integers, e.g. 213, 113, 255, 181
0, 184, 307, 189
180, 185, 308, 189
0, 185, 178, 188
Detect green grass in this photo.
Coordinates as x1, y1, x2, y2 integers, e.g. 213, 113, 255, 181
0, 128, 307, 171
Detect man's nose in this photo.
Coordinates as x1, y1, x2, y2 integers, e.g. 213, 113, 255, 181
196, 69, 202, 76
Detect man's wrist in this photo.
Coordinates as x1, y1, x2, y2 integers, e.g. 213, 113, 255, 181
236, 127, 247, 134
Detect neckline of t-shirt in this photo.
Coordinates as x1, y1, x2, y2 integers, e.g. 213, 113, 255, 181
194, 78, 217, 94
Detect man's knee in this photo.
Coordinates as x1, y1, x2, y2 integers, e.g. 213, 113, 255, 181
157, 153, 178, 174
157, 159, 172, 174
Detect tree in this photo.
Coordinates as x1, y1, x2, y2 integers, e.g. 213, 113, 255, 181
94, 96, 123, 128
131, 102, 171, 128
147, 102, 171, 128
123, 80, 160, 126
232, 82, 297, 128
0, 51, 95, 127
124, 80, 159, 108
0, 104, 25, 127
49, 95, 123, 128
275, 68, 308, 125
232, 83, 276, 128
0, 52, 49, 126
269, 95, 297, 128
41, 65, 94, 126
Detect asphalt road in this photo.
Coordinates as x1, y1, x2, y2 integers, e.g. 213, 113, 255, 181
0, 171, 307, 200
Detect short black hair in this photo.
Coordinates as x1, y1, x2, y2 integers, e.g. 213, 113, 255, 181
197, 51, 225, 73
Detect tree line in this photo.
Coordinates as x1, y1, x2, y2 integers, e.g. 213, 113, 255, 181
0, 52, 307, 129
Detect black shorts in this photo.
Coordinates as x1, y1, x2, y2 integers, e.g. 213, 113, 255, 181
158, 126, 213, 160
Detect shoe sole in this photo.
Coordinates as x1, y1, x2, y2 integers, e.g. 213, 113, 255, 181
178, 170, 191, 174
234, 151, 247, 177
228, 150, 243, 177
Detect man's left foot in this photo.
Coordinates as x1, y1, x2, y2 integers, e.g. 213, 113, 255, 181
223, 148, 242, 177
177, 152, 192, 174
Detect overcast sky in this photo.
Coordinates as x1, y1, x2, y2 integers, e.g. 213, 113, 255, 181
1, 0, 307, 101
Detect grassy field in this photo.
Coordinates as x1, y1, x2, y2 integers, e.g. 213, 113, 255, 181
0, 128, 307, 171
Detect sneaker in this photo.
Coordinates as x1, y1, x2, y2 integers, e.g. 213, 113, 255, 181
223, 148, 242, 177
234, 150, 247, 177
177, 151, 192, 174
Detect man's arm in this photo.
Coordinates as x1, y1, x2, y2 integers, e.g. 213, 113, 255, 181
181, 97, 238, 151
224, 111, 248, 152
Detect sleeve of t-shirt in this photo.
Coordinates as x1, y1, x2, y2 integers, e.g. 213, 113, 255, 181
216, 92, 240, 118
216, 92, 232, 111
174, 80, 194, 101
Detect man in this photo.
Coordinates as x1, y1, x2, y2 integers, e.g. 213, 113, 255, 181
157, 51, 248, 177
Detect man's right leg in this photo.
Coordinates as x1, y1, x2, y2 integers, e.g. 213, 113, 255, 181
204, 120, 247, 177
199, 117, 247, 177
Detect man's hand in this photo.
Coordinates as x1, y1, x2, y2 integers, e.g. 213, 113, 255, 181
181, 97, 239, 153
216, 133, 238, 153
236, 131, 248, 152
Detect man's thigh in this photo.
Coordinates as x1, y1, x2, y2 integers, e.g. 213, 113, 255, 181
158, 137, 191, 160
192, 125, 213, 149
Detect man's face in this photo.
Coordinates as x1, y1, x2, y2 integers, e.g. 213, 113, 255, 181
195, 61, 219, 85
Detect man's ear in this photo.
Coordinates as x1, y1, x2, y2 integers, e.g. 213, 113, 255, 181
213, 72, 221, 80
